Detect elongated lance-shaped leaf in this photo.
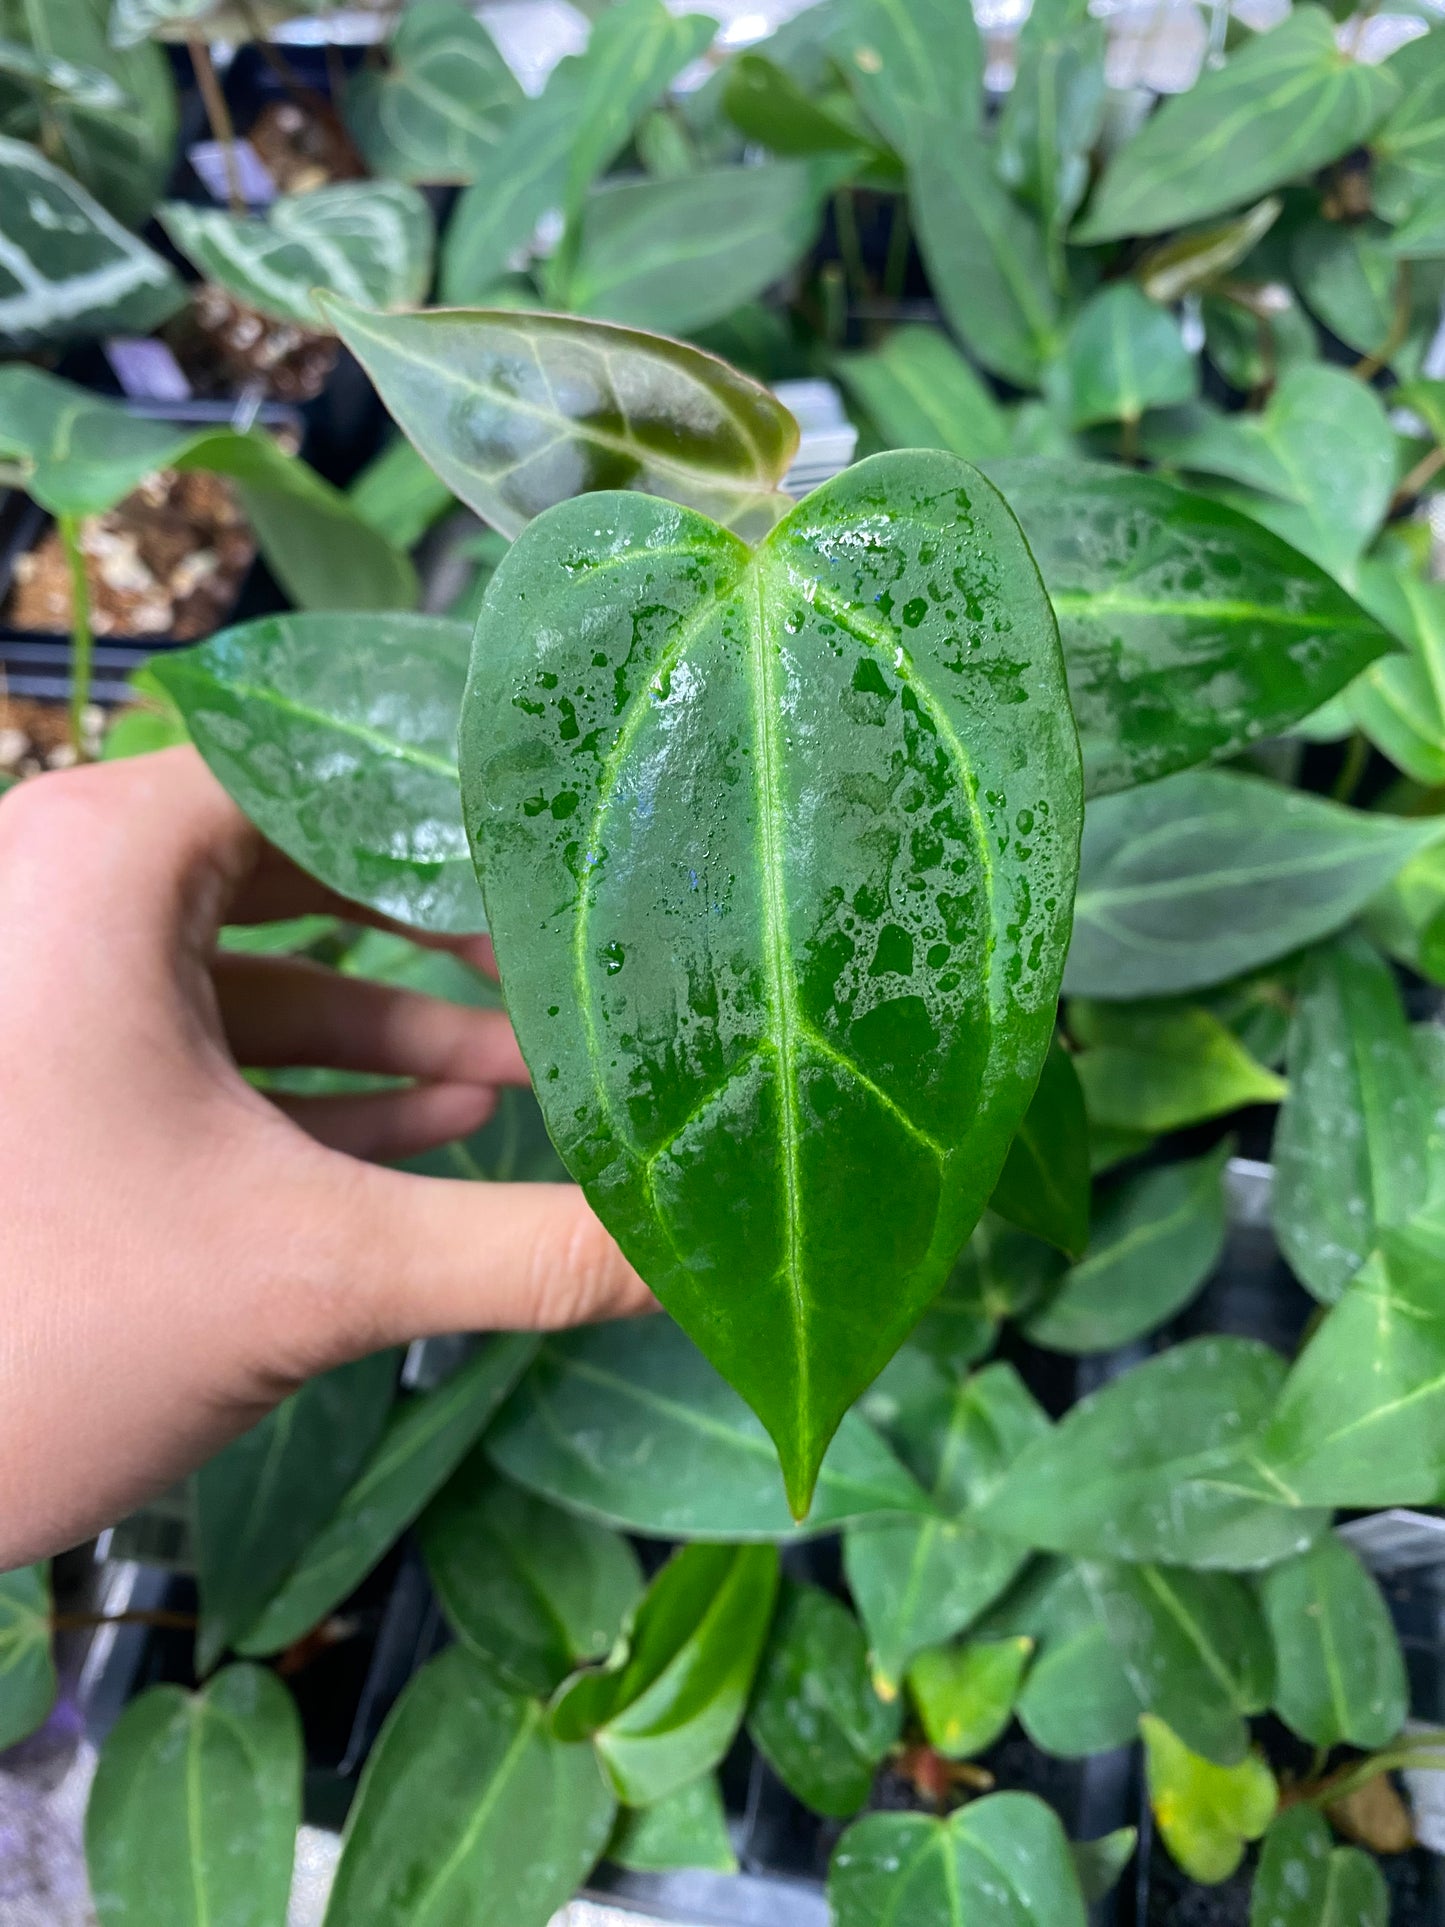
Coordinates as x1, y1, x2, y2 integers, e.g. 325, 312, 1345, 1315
463, 451, 1082, 1516
829, 0, 984, 157
1258, 1534, 1407, 1750
321, 297, 800, 543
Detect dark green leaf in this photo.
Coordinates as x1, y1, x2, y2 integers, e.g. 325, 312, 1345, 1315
722, 50, 878, 156
1066, 770, 1443, 999
988, 1040, 1090, 1259
830, 1793, 1089, 1927
322, 297, 801, 541
608, 1777, 736, 1874
1060, 284, 1197, 430
988, 459, 1393, 797
552, 1543, 779, 1805
995, 0, 1107, 253
195, 1352, 398, 1673
1258, 1533, 1406, 1749
1394, 193, 1445, 257
835, 325, 1013, 462
322, 1646, 614, 1927
1368, 839, 1445, 985
1373, 27, 1445, 224
748, 1580, 900, 1816
1292, 215, 1443, 373
1072, 1828, 1138, 1904
1250, 1806, 1389, 1927
153, 612, 480, 935
1024, 1142, 1230, 1354
463, 451, 1082, 1516
907, 1634, 1032, 1759
345, 0, 523, 185
1072, 1002, 1285, 1133
937, 1216, 1064, 1339
86, 1667, 300, 1927
829, 0, 983, 158
1141, 1715, 1277, 1886
995, 1559, 1144, 1757
0, 1564, 55, 1750
418, 1454, 642, 1696
1075, 8, 1399, 243
978, 1337, 1328, 1568
238, 1336, 538, 1655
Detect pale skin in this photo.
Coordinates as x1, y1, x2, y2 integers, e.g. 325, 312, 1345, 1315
0, 746, 651, 1571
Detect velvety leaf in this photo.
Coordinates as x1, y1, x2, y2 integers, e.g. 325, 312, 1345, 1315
559, 164, 827, 336
747, 1580, 900, 1816
987, 460, 1392, 798
86, 1667, 300, 1927
345, 0, 523, 185
552, 1543, 779, 1806
440, 0, 715, 301
722, 49, 878, 156
835, 325, 1013, 462
1066, 769, 1443, 1000
1074, 8, 1399, 243
1073, 1003, 1285, 1133
1349, 567, 1445, 785
160, 184, 433, 329
1141, 1714, 1277, 1886
1138, 199, 1284, 306
418, 1454, 642, 1697
1024, 1142, 1229, 1354
608, 1776, 736, 1874
995, 1559, 1143, 1757
829, 0, 984, 158
463, 451, 1082, 1515
1258, 1533, 1406, 1750
486, 1318, 933, 1539
0, 1564, 56, 1751
1373, 27, 1445, 225
830, 1793, 1089, 1927
195, 1352, 398, 1672
1260, 1220, 1445, 1506
989, 1040, 1090, 1258
1072, 1828, 1137, 1904
238, 1337, 539, 1655
995, 0, 1107, 253
1250, 1806, 1389, 1927
323, 1646, 614, 1927
156, 610, 477, 929
1061, 284, 1197, 430
0, 136, 182, 350
907, 1635, 1032, 1759
323, 297, 800, 542
978, 1337, 1328, 1568
1272, 934, 1430, 1305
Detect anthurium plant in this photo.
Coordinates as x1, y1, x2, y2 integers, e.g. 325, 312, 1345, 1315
4, 0, 1445, 1921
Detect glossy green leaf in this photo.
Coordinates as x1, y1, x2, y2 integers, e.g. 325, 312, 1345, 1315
1273, 934, 1430, 1305
559, 164, 827, 337
323, 1645, 614, 1927
0, 136, 182, 350
747, 1579, 900, 1816
418, 1454, 642, 1697
829, 0, 983, 158
238, 1336, 538, 1656
1138, 199, 1284, 306
987, 459, 1392, 798
995, 0, 1107, 255
1350, 568, 1445, 785
835, 325, 1012, 462
1258, 1533, 1406, 1750
1260, 1220, 1445, 1506
1075, 8, 1398, 243
989, 1040, 1090, 1258
1250, 1806, 1389, 1927
440, 0, 715, 301
0, 1564, 55, 1750
1142, 1714, 1277, 1886
1060, 285, 1197, 430
1073, 1003, 1285, 1133
160, 184, 433, 329
322, 297, 801, 542
1024, 1142, 1230, 1354
552, 1543, 779, 1806
86, 1666, 300, 1927
345, 0, 523, 184
1065, 769, 1443, 1000
608, 1776, 736, 1874
995, 1559, 1144, 1757
979, 1337, 1328, 1568
195, 1351, 398, 1673
463, 451, 1082, 1515
830, 1793, 1089, 1927
156, 612, 479, 932
1292, 215, 1444, 372
722, 50, 878, 156
1373, 28, 1445, 225
907, 1635, 1032, 1759
487, 1318, 932, 1539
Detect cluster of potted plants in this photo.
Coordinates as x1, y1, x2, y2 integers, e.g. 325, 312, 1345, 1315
3, 0, 1445, 1921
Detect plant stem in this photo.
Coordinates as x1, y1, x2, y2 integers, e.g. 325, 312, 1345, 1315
882, 197, 911, 305
1118, 413, 1140, 465
190, 38, 246, 213
1332, 730, 1369, 803
834, 189, 869, 306
1392, 443, 1445, 513
57, 514, 93, 761
1307, 1738, 1445, 1808
52, 1608, 198, 1633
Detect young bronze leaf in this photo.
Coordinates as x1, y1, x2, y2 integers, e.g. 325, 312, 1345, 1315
462, 452, 1082, 1515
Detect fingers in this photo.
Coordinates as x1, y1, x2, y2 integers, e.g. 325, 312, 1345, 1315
272, 1083, 498, 1161
213, 954, 528, 1084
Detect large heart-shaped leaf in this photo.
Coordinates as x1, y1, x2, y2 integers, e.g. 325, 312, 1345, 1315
0, 1564, 56, 1751
1251, 1807, 1390, 1927
322, 298, 801, 542
86, 1667, 300, 1927
987, 460, 1394, 798
462, 450, 1082, 1514
1258, 1533, 1406, 1750
345, 0, 523, 185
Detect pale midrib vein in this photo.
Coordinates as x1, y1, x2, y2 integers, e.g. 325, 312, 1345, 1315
186, 1709, 211, 1927
1049, 589, 1374, 630
1078, 840, 1406, 915
197, 676, 457, 780
409, 1703, 540, 1927
1140, 1565, 1248, 1709
1315, 1582, 1350, 1738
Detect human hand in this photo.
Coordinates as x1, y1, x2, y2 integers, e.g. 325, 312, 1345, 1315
0, 746, 649, 1569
